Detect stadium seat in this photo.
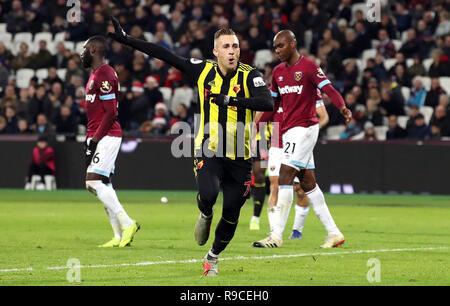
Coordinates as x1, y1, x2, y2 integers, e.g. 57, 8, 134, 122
16, 68, 35, 89
159, 86, 173, 105
13, 32, 33, 45
371, 39, 380, 49
438, 77, 450, 93
75, 41, 85, 55
400, 30, 408, 43
35, 68, 48, 82
0, 23, 6, 33
253, 49, 273, 70
53, 32, 66, 43
423, 58, 434, 72
384, 58, 397, 71
171, 87, 194, 114
33, 32, 53, 45
392, 40, 402, 51
144, 32, 154, 42
418, 76, 431, 90
350, 131, 365, 140
56, 68, 67, 80
397, 115, 409, 129
401, 86, 411, 101
420, 106, 434, 125
326, 125, 346, 140
351, 3, 368, 23
406, 58, 414, 68
62, 41, 75, 52
361, 48, 376, 64
374, 126, 388, 140
0, 32, 13, 45
160, 4, 170, 17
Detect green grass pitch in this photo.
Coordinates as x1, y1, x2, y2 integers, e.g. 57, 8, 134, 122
0, 189, 449, 286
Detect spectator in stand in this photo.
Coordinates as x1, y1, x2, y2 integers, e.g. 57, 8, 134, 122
248, 26, 268, 52
425, 77, 447, 108
363, 121, 378, 141
438, 93, 450, 112
151, 58, 169, 88
144, 75, 163, 119
394, 1, 413, 33
392, 63, 412, 87
44, 67, 63, 87
33, 113, 54, 135
25, 135, 56, 190
354, 21, 371, 51
338, 59, 358, 95
361, 98, 384, 127
340, 117, 362, 139
4, 106, 19, 134
131, 51, 151, 82
0, 115, 6, 134
377, 29, 397, 59
387, 115, 407, 139
443, 34, 450, 57
0, 43, 14, 69
54, 104, 77, 138
5, 0, 28, 34
399, 28, 423, 58
88, 11, 107, 37
407, 113, 431, 139
435, 11, 450, 38
0, 59, 9, 91
173, 103, 194, 132
430, 104, 450, 136
50, 15, 66, 36
65, 20, 89, 42
151, 102, 171, 135
167, 10, 187, 43
408, 77, 428, 107
17, 118, 32, 134
146, 3, 169, 33
30, 40, 53, 70
239, 39, 254, 66
408, 54, 427, 77
429, 48, 450, 77
64, 59, 84, 85
52, 42, 69, 69
340, 28, 361, 59
11, 42, 32, 71
125, 81, 149, 131
379, 88, 406, 117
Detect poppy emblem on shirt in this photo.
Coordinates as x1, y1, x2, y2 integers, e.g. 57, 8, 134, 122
233, 84, 241, 94
278, 76, 283, 82
294, 71, 302, 82
100, 80, 112, 93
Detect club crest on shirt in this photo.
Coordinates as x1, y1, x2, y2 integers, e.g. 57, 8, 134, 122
88, 79, 94, 90
294, 71, 302, 82
100, 80, 112, 93
233, 84, 241, 94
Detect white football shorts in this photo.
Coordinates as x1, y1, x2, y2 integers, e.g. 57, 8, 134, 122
268, 146, 299, 183
281, 124, 319, 171
87, 136, 122, 177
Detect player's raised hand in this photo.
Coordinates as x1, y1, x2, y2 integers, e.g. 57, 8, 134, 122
340, 107, 352, 124
108, 16, 128, 44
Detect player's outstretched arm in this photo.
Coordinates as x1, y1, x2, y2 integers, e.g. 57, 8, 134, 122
208, 70, 273, 111
321, 84, 352, 123
108, 16, 191, 74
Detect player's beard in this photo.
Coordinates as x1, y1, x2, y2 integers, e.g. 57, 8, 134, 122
81, 52, 93, 69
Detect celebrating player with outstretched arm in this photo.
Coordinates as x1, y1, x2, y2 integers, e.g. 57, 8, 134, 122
108, 17, 273, 276
253, 30, 351, 249
81, 35, 140, 248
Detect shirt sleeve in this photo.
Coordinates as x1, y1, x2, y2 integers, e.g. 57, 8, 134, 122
308, 61, 332, 90
94, 69, 119, 140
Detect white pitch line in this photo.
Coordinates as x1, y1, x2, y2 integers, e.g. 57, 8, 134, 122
1, 246, 448, 273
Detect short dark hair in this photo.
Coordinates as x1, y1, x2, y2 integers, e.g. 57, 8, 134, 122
87, 35, 109, 57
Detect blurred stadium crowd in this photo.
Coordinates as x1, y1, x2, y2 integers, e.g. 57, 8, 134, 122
0, 0, 450, 141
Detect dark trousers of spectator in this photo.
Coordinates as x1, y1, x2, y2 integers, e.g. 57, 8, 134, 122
27, 163, 54, 183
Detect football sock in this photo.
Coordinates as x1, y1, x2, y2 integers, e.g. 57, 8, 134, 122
89, 180, 133, 228
272, 185, 293, 240
211, 217, 238, 256
305, 185, 341, 236
252, 184, 266, 217
104, 207, 122, 239
293, 205, 310, 232
267, 205, 278, 233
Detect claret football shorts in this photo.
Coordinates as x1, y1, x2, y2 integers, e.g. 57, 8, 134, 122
86, 136, 122, 177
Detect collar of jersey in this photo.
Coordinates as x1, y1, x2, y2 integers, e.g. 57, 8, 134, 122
216, 62, 240, 80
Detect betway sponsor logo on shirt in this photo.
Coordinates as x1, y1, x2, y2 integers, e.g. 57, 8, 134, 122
278, 85, 303, 95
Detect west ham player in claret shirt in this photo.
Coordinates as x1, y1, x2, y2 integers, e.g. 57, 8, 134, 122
253, 30, 352, 249
81, 36, 140, 248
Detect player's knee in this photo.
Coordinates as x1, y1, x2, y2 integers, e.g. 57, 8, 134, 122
86, 180, 102, 195
300, 180, 316, 193
197, 189, 218, 207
